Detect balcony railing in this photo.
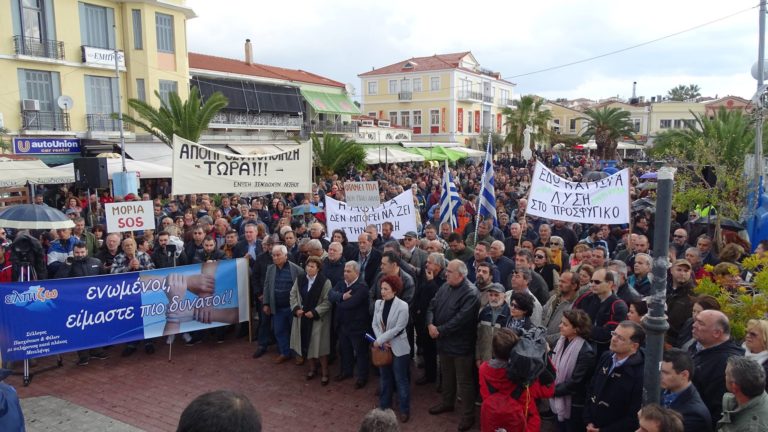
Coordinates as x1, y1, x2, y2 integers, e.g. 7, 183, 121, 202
457, 90, 483, 101
498, 98, 514, 107
87, 113, 121, 132
483, 95, 494, 103
398, 91, 412, 101
22, 110, 70, 131
304, 122, 359, 134
13, 35, 64, 60
209, 111, 303, 130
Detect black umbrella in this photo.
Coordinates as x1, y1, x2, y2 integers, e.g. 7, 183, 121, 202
584, 171, 608, 182
0, 204, 75, 230
692, 216, 745, 231
631, 198, 656, 212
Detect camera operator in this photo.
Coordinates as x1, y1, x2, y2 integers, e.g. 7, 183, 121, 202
10, 231, 47, 281
151, 231, 187, 269
54, 242, 101, 279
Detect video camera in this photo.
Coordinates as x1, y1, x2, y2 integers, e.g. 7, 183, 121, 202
10, 234, 47, 281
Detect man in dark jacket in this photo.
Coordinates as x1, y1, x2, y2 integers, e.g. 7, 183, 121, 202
356, 232, 381, 289
322, 242, 346, 288
661, 348, 712, 432
251, 236, 276, 358
232, 223, 262, 261
151, 231, 187, 269
667, 259, 695, 346
427, 259, 480, 432
688, 309, 745, 427
414, 252, 447, 385
193, 236, 227, 263
573, 268, 628, 358
329, 261, 370, 388
584, 320, 645, 432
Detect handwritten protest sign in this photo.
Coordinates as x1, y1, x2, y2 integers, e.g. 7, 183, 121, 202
105, 200, 154, 233
343, 181, 380, 209
525, 161, 630, 224
171, 135, 312, 195
325, 190, 417, 242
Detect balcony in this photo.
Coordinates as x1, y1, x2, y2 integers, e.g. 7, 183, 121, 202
303, 121, 359, 135
21, 110, 70, 131
483, 95, 494, 103
87, 114, 121, 131
208, 111, 303, 130
13, 35, 64, 60
398, 91, 412, 101
498, 98, 514, 107
457, 90, 483, 102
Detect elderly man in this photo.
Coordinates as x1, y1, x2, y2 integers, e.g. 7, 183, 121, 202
671, 228, 693, 259
112, 237, 154, 273
403, 231, 428, 274
414, 252, 447, 385
696, 234, 720, 266
542, 270, 580, 346
489, 240, 515, 291
688, 310, 744, 426
466, 219, 494, 249
506, 269, 543, 327
684, 247, 709, 282
718, 357, 768, 431
309, 222, 330, 251
356, 232, 382, 289
661, 348, 712, 432
322, 242, 346, 288
427, 259, 479, 431
330, 261, 370, 389
96, 232, 121, 273
629, 252, 653, 296
573, 268, 628, 358
537, 223, 552, 248
607, 260, 640, 304
584, 321, 645, 432
262, 245, 305, 364
503, 222, 522, 259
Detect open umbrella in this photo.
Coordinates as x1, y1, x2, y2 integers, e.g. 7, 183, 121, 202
631, 198, 656, 212
692, 216, 745, 231
291, 204, 324, 216
0, 204, 74, 229
639, 172, 657, 180
636, 182, 657, 191
583, 171, 608, 182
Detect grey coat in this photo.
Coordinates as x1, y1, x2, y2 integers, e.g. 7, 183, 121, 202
372, 296, 410, 357
289, 276, 332, 359
263, 261, 305, 310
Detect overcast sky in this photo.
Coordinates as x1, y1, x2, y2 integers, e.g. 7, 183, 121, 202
186, 0, 762, 102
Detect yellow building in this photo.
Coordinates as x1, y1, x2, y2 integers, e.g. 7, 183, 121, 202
591, 101, 651, 142
358, 52, 515, 147
543, 101, 587, 136
648, 101, 705, 137
0, 0, 194, 159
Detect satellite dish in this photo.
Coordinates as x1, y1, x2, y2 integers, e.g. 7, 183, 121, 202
344, 83, 356, 96
57, 95, 74, 110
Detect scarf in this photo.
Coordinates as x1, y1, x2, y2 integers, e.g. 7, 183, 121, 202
743, 344, 768, 366
298, 273, 326, 357
550, 335, 586, 421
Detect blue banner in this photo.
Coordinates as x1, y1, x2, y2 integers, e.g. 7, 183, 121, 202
13, 138, 81, 154
0, 259, 249, 361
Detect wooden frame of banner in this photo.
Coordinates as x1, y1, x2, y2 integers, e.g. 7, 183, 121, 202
518, 187, 533, 249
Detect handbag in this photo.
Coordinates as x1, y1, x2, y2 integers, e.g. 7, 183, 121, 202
370, 316, 403, 367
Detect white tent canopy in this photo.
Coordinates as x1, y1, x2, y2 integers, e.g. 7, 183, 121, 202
400, 141, 460, 148
0, 157, 74, 187
582, 140, 646, 150
52, 157, 172, 179
365, 147, 425, 165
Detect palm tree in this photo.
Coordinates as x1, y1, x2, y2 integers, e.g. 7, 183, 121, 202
667, 84, 701, 101
578, 107, 636, 160
120, 87, 228, 146
311, 132, 366, 179
502, 95, 552, 154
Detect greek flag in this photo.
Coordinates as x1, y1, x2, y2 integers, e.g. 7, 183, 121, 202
439, 160, 461, 229
477, 134, 497, 225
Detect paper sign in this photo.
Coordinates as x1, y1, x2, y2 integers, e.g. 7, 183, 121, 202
105, 200, 155, 233
343, 181, 380, 209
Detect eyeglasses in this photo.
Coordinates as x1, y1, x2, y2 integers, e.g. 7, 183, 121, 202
591, 279, 605, 285
509, 303, 519, 309
673, 235, 686, 238
534, 254, 546, 259
610, 331, 629, 342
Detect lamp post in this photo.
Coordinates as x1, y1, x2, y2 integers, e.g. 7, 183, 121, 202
751, 0, 767, 217
642, 166, 675, 405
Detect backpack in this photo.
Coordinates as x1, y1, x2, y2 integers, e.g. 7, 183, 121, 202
505, 326, 549, 392
480, 380, 528, 432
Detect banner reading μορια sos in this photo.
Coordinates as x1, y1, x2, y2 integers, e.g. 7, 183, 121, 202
0, 258, 249, 361
525, 161, 630, 224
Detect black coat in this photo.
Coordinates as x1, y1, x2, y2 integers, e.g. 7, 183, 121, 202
231, 239, 262, 260
426, 278, 479, 356
668, 384, 713, 432
552, 339, 596, 407
54, 257, 102, 278
492, 255, 515, 291
357, 248, 382, 289
414, 267, 446, 316
688, 339, 745, 426
321, 257, 346, 288
573, 292, 628, 358
151, 246, 188, 269
584, 349, 644, 432
333, 279, 370, 333
193, 248, 226, 263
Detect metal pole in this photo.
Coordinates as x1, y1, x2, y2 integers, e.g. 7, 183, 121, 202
755, 0, 766, 212
113, 25, 129, 197
642, 165, 675, 406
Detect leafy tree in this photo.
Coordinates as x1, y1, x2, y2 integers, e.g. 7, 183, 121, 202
311, 132, 366, 179
120, 87, 228, 146
477, 131, 505, 153
666, 84, 701, 101
578, 107, 636, 159
502, 95, 552, 154
549, 132, 588, 147
0, 127, 9, 154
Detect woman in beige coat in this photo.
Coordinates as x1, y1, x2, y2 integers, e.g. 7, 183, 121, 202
290, 256, 332, 385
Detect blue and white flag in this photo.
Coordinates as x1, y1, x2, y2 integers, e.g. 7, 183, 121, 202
477, 134, 497, 226
439, 160, 461, 229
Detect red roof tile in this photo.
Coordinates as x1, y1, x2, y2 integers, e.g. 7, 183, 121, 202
359, 51, 472, 77
188, 52, 345, 88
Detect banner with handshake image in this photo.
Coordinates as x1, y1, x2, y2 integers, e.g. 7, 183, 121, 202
0, 259, 249, 361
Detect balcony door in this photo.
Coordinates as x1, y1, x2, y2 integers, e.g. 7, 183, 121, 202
22, 0, 45, 41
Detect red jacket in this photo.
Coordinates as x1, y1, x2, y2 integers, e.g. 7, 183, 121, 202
0, 251, 12, 282
479, 361, 554, 432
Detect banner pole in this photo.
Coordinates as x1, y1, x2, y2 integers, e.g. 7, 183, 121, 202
518, 186, 533, 249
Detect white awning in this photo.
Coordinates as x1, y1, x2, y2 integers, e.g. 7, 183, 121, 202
365, 147, 425, 165
123, 142, 173, 166
227, 143, 300, 156
400, 141, 460, 148
0, 158, 74, 187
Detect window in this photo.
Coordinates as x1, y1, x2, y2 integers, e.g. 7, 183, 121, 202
155, 12, 174, 53
430, 109, 440, 125
413, 110, 422, 126
158, 80, 177, 104
673, 119, 682, 128
368, 111, 376, 118
683, 119, 696, 128
21, 0, 45, 41
136, 78, 146, 102
400, 79, 411, 93
20, 68, 56, 111
367, 81, 377, 95
660, 119, 672, 129
389, 111, 398, 125
413, 78, 422, 92
84, 75, 116, 114
552, 119, 560, 134
468, 110, 473, 132
400, 111, 410, 128
16, 0, 60, 58
430, 76, 440, 91
632, 118, 641, 132
132, 9, 143, 50
80, 3, 114, 49
388, 80, 398, 95
569, 118, 577, 131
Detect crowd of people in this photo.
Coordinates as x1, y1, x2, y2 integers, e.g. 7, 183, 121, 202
2, 151, 768, 431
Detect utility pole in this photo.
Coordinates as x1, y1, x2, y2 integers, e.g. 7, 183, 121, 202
642, 166, 675, 405
755, 0, 766, 211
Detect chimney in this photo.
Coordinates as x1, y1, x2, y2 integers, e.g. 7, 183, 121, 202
244, 39, 253, 65
632, 81, 637, 99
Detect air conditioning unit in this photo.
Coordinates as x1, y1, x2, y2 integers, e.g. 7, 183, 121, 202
22, 99, 40, 111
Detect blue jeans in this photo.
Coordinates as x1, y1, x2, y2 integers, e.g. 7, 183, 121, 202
379, 354, 410, 415
272, 307, 292, 357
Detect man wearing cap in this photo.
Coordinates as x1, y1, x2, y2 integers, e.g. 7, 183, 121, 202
475, 283, 510, 365
667, 259, 695, 346
403, 231, 428, 275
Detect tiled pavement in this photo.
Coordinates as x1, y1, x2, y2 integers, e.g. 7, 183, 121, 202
9, 337, 555, 431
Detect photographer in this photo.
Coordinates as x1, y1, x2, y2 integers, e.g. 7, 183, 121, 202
54, 242, 101, 279
10, 231, 47, 281
151, 231, 187, 269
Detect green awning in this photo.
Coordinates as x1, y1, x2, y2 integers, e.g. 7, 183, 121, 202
300, 89, 361, 115
403, 147, 465, 162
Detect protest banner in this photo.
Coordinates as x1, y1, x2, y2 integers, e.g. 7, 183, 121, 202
0, 258, 249, 361
325, 189, 417, 242
525, 161, 630, 224
105, 200, 154, 233
343, 181, 380, 209
171, 135, 312, 195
